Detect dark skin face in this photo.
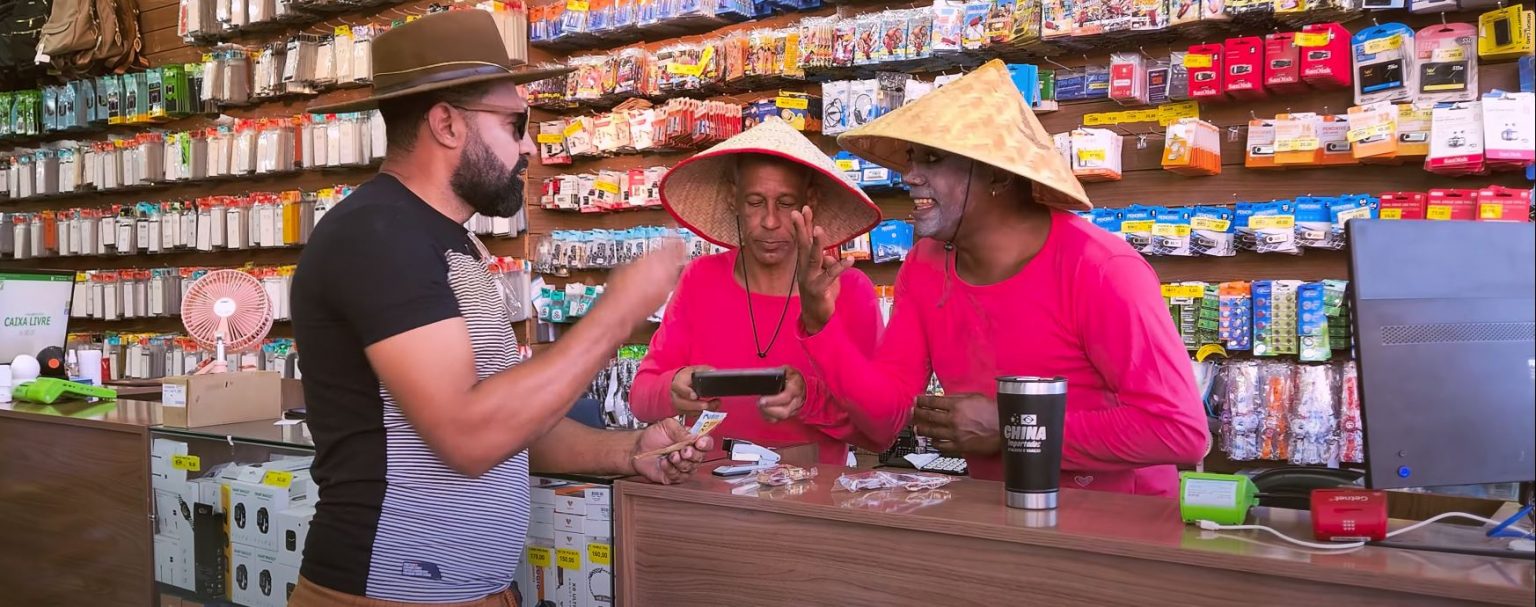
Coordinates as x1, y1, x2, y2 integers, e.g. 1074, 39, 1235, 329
903, 143, 979, 241
734, 157, 817, 270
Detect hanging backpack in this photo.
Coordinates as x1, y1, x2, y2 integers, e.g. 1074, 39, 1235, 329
35, 0, 97, 61
0, 0, 52, 85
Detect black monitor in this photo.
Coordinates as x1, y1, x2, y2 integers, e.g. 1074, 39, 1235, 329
1348, 220, 1535, 491
0, 269, 76, 363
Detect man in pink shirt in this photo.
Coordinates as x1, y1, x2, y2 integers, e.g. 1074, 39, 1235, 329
631, 119, 886, 464
791, 61, 1209, 497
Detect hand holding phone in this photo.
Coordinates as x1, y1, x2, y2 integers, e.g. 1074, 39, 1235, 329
692, 368, 787, 399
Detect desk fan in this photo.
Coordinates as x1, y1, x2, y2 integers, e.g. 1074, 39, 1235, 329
180, 269, 273, 374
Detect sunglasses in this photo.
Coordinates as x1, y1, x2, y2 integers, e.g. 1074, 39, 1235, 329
450, 102, 529, 141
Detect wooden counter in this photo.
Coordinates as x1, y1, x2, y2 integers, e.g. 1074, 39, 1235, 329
0, 399, 163, 607
616, 465, 1535, 607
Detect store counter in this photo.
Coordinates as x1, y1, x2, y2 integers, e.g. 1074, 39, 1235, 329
615, 465, 1535, 607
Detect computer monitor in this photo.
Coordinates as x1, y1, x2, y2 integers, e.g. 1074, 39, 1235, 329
1348, 220, 1535, 491
0, 270, 76, 363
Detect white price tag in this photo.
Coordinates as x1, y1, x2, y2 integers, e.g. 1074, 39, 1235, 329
162, 383, 187, 407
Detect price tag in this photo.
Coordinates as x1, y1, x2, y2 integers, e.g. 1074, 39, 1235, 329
1162, 285, 1205, 298
1082, 112, 1109, 126
1157, 101, 1200, 125
595, 181, 621, 195
1362, 34, 1401, 55
536, 133, 563, 144
334, 25, 352, 38
1076, 149, 1106, 164
1431, 47, 1466, 62
588, 543, 613, 566
563, 122, 584, 137
1274, 137, 1319, 153
776, 96, 809, 110
1120, 220, 1155, 232
1183, 53, 1213, 68
1336, 207, 1372, 224
161, 383, 187, 407
171, 455, 201, 472
1379, 208, 1404, 220
1249, 215, 1296, 230
566, 0, 589, 10
1479, 204, 1503, 220
1152, 224, 1190, 237
835, 159, 857, 171
262, 470, 294, 489
1190, 217, 1231, 232
527, 547, 552, 568
1346, 123, 1393, 143
201, 53, 214, 63
698, 45, 715, 67
556, 548, 581, 570
1294, 32, 1331, 48
1426, 205, 1454, 221
666, 62, 703, 76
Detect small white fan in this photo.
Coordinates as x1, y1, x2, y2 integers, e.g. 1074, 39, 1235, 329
180, 270, 273, 374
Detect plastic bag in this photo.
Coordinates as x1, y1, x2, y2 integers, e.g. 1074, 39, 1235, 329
757, 465, 818, 487
835, 470, 957, 492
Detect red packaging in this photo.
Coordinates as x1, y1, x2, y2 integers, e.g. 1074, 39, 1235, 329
1299, 22, 1352, 90
1311, 489, 1388, 542
1223, 37, 1267, 100
1186, 43, 1226, 101
1378, 191, 1428, 220
1426, 188, 1479, 221
1476, 185, 1533, 222
1264, 32, 1308, 95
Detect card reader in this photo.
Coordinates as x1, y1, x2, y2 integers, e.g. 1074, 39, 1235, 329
1179, 471, 1260, 526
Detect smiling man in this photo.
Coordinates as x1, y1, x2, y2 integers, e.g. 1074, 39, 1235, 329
289, 12, 710, 607
629, 119, 886, 464
790, 60, 1209, 498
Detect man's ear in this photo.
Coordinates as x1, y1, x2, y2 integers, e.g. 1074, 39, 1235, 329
805, 180, 821, 207
425, 103, 467, 150
988, 167, 1015, 192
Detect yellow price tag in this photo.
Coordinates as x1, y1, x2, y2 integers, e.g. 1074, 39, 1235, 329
536, 133, 563, 144
1156, 101, 1200, 125
666, 62, 703, 76
556, 548, 581, 570
588, 543, 613, 566
75, 271, 91, 282
1083, 112, 1109, 126
1362, 34, 1401, 55
1479, 204, 1503, 220
1161, 285, 1205, 299
563, 122, 584, 137
1379, 208, 1404, 220
201, 53, 214, 63
262, 470, 293, 489
1131, 109, 1160, 123
527, 547, 552, 568
1152, 224, 1190, 237
835, 159, 857, 171
1121, 220, 1155, 232
1293, 32, 1331, 48
1426, 205, 1454, 221
775, 96, 809, 110
595, 181, 621, 195
1431, 47, 1466, 62
1183, 53, 1213, 68
699, 45, 715, 67
171, 455, 201, 472
334, 25, 352, 38
566, 0, 590, 11
1346, 123, 1393, 143
1274, 137, 1320, 152
1249, 215, 1296, 230
1076, 149, 1106, 164
1190, 217, 1231, 232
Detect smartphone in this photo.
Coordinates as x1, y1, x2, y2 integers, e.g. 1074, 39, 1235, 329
692, 368, 787, 398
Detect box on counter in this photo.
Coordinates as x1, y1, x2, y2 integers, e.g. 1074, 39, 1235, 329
160, 371, 283, 428
276, 505, 314, 568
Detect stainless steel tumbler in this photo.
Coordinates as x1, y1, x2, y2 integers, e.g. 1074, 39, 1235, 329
997, 376, 1068, 510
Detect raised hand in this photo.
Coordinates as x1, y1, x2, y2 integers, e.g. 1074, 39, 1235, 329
670, 366, 720, 415
789, 206, 853, 336
604, 238, 687, 323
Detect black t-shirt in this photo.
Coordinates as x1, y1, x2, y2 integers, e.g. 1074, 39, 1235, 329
291, 174, 530, 602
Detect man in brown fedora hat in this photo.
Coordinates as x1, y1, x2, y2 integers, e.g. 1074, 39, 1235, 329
290, 10, 710, 607
791, 61, 1208, 501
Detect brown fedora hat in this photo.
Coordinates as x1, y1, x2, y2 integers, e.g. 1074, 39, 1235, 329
308, 10, 572, 115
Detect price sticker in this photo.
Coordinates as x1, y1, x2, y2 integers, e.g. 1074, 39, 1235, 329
1362, 34, 1401, 55
1162, 285, 1205, 298
1076, 149, 1106, 164
334, 25, 352, 38
527, 547, 552, 567
556, 548, 581, 570
536, 133, 564, 144
1183, 53, 1213, 68
262, 470, 293, 489
563, 121, 584, 137
1274, 137, 1319, 152
1294, 32, 1331, 48
1249, 215, 1296, 230
1379, 208, 1404, 220
1083, 112, 1109, 126
1346, 123, 1393, 143
566, 0, 589, 10
595, 181, 621, 195
1479, 204, 1503, 220
666, 62, 703, 76
171, 455, 201, 472
1426, 205, 1454, 221
1120, 220, 1155, 232
1152, 224, 1191, 237
1156, 101, 1200, 126
588, 543, 613, 566
835, 159, 857, 171
698, 45, 715, 67
201, 53, 214, 63
775, 96, 809, 110
1191, 217, 1231, 232
1431, 47, 1466, 62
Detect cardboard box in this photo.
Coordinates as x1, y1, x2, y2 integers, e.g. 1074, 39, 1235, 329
584, 486, 612, 522
154, 480, 197, 541
228, 469, 312, 551
230, 545, 283, 607
272, 563, 302, 607
160, 371, 283, 428
276, 505, 314, 568
154, 536, 195, 592
151, 438, 189, 486
555, 532, 588, 607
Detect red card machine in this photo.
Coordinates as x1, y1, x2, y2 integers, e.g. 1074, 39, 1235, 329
1311, 488, 1389, 542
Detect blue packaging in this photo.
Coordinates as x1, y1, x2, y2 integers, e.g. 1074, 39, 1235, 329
870, 219, 915, 263
1328, 196, 1373, 246
1191, 205, 1235, 257
1121, 204, 1156, 254
1519, 55, 1533, 93
1151, 206, 1193, 256
1295, 196, 1334, 249
1090, 208, 1125, 242
1250, 201, 1300, 254
1297, 282, 1331, 362
1006, 63, 1041, 106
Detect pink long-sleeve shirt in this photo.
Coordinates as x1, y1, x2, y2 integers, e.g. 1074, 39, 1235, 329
631, 251, 884, 464
802, 209, 1210, 497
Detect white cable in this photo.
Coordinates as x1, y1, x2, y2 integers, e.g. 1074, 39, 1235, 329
1386, 511, 1535, 540
1196, 520, 1366, 550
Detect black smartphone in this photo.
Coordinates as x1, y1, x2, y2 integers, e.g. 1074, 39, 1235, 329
692, 368, 787, 398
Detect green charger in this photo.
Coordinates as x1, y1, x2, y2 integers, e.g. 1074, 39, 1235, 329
1179, 471, 1259, 526
12, 378, 118, 405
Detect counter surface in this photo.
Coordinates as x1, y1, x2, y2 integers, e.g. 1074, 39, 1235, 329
0, 397, 163, 433
616, 465, 1534, 606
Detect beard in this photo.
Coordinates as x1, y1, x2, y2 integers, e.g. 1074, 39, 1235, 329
450, 128, 526, 218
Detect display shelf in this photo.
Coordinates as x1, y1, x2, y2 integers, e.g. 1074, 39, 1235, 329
154, 417, 314, 451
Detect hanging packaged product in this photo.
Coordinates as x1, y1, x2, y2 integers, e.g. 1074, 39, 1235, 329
1264, 32, 1308, 95
1352, 23, 1417, 106
1478, 4, 1535, 62
1297, 284, 1333, 363
1378, 190, 1427, 219
1222, 36, 1267, 100
1167, 52, 1191, 101
1244, 117, 1278, 169
1144, 59, 1169, 106
1218, 281, 1253, 352
1294, 196, 1336, 250
1475, 185, 1533, 222
1346, 101, 1399, 161
1425, 101, 1485, 176
1121, 205, 1157, 254
1109, 52, 1149, 106
1481, 91, 1536, 171
1394, 102, 1434, 159
1241, 201, 1300, 255
1153, 207, 1195, 257
1089, 208, 1126, 244
1426, 188, 1479, 220
1273, 112, 1323, 167
1069, 128, 1122, 182
1161, 118, 1221, 176
1191, 206, 1236, 257
1300, 21, 1352, 90
1316, 114, 1358, 167
1185, 43, 1225, 101
1416, 22, 1478, 103
1254, 281, 1302, 358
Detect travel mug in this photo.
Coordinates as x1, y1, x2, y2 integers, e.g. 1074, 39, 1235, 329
997, 376, 1068, 510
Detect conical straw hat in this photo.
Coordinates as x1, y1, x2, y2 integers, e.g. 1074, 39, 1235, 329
837, 60, 1092, 211
662, 118, 881, 249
